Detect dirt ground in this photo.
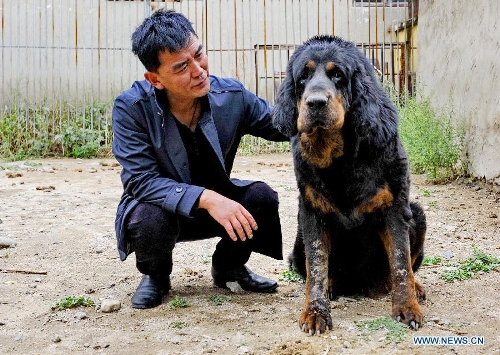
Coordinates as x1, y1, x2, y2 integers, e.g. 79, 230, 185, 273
0, 153, 499, 355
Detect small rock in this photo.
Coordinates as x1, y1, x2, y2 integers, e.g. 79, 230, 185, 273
443, 250, 454, 259
438, 319, 451, 326
52, 335, 62, 343
343, 340, 351, 348
0, 237, 16, 249
226, 281, 244, 293
100, 299, 121, 313
75, 311, 87, 320
237, 345, 249, 354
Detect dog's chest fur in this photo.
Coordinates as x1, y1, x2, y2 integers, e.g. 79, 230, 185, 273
293, 137, 398, 225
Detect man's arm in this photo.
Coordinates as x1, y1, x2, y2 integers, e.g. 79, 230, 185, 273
112, 92, 204, 217
198, 189, 257, 242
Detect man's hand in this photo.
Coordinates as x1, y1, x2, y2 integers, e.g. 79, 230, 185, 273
198, 189, 258, 242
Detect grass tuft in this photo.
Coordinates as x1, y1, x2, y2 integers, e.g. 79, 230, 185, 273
397, 95, 466, 182
441, 246, 500, 282
167, 295, 190, 309
51, 296, 95, 310
356, 316, 408, 343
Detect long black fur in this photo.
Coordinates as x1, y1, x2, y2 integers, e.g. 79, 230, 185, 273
272, 35, 426, 335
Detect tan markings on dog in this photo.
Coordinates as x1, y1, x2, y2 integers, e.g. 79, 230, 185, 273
298, 88, 346, 167
325, 62, 335, 72
321, 230, 332, 258
306, 60, 316, 70
379, 228, 395, 276
304, 183, 340, 214
331, 95, 345, 130
299, 129, 344, 168
355, 185, 393, 215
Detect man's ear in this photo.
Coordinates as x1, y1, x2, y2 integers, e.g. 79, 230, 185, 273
144, 71, 165, 90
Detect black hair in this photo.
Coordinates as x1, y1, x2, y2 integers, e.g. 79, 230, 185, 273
131, 9, 197, 72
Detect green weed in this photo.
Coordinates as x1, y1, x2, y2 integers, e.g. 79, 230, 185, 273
170, 321, 186, 329
167, 295, 190, 309
1, 97, 112, 160
237, 136, 290, 155
51, 296, 95, 310
208, 294, 232, 306
441, 246, 500, 282
397, 96, 466, 182
356, 316, 408, 343
422, 255, 442, 266
279, 268, 304, 283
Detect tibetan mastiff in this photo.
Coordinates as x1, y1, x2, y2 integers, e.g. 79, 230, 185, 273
272, 35, 426, 335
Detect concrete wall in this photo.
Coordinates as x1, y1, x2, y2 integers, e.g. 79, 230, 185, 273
418, 0, 500, 181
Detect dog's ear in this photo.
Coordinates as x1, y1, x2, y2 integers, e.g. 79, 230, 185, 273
272, 67, 298, 138
348, 55, 398, 149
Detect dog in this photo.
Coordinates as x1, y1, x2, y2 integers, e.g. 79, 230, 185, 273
272, 35, 426, 335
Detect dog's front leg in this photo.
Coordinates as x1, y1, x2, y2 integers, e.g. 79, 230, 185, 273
298, 207, 333, 335
380, 216, 424, 330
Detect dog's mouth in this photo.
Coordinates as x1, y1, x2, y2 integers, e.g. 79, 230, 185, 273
297, 94, 345, 135
298, 113, 344, 136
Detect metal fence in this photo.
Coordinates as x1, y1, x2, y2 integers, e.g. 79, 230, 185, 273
0, 0, 416, 157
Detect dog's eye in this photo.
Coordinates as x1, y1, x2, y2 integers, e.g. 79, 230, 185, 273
298, 72, 309, 86
329, 68, 343, 81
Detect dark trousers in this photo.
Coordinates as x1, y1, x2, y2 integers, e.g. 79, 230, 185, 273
124, 182, 283, 277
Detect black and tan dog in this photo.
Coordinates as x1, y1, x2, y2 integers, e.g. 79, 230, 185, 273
272, 35, 426, 335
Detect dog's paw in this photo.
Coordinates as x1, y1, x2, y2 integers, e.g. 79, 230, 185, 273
415, 281, 426, 302
299, 299, 333, 335
392, 299, 424, 330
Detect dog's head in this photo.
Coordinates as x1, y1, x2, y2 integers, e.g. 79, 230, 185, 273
272, 35, 398, 168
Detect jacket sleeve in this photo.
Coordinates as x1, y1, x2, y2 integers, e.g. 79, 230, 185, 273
112, 93, 204, 218
240, 85, 289, 142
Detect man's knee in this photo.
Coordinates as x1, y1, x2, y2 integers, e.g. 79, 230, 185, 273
241, 182, 279, 215
126, 203, 179, 254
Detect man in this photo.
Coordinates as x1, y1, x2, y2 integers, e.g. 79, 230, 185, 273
112, 9, 287, 309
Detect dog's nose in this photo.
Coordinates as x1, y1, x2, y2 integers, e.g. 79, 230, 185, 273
305, 94, 328, 110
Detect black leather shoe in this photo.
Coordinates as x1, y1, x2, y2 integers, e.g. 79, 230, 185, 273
212, 265, 278, 293
131, 275, 170, 309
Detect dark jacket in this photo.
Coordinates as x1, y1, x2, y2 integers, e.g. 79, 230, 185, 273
112, 76, 286, 260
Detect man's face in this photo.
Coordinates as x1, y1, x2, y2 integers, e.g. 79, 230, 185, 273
145, 35, 210, 102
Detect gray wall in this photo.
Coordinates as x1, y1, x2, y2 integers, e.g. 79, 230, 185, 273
418, 0, 500, 181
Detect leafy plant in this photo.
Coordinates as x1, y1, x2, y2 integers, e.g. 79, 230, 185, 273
397, 95, 466, 182
422, 255, 442, 266
1, 97, 112, 160
356, 316, 408, 343
279, 268, 304, 283
51, 296, 95, 310
237, 136, 290, 155
441, 246, 500, 282
170, 321, 186, 329
208, 294, 232, 306
167, 295, 190, 309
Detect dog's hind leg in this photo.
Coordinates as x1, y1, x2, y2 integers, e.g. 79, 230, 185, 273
288, 227, 307, 278
409, 201, 427, 302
